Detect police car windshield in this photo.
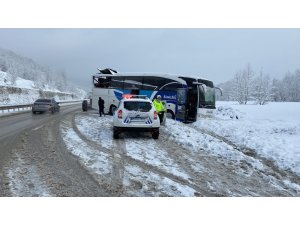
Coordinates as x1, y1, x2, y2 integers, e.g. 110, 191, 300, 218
124, 101, 152, 112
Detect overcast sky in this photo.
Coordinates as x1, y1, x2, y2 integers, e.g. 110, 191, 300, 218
1, 29, 300, 91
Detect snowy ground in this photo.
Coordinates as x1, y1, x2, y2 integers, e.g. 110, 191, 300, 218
7, 153, 52, 197
59, 104, 300, 196
63, 113, 197, 196
195, 101, 300, 177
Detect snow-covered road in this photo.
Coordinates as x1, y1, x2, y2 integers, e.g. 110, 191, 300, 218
2, 102, 300, 196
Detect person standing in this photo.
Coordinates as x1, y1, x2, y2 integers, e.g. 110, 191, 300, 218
153, 95, 166, 124
98, 97, 105, 117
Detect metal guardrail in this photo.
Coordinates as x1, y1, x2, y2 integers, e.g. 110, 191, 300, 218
0, 100, 82, 113
0, 104, 32, 112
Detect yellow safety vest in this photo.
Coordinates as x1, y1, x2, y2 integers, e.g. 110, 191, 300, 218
153, 99, 166, 112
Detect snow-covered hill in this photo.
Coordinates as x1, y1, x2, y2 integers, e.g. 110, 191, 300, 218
0, 71, 86, 106
1, 70, 35, 89
0, 47, 86, 105
0, 47, 67, 90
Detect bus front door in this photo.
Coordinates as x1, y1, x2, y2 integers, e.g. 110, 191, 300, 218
176, 88, 187, 122
186, 88, 198, 122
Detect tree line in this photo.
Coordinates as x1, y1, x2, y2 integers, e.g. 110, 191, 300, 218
217, 64, 300, 104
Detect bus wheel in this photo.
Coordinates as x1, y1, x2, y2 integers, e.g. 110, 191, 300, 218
109, 105, 117, 115
82, 100, 88, 111
113, 127, 120, 139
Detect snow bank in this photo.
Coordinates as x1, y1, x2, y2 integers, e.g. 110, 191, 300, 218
163, 119, 263, 171
15, 77, 35, 89
194, 101, 300, 175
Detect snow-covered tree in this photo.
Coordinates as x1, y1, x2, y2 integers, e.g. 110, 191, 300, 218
252, 70, 272, 105
232, 70, 245, 104
232, 64, 255, 104
270, 78, 284, 102
281, 70, 300, 102
219, 66, 300, 103
0, 58, 8, 72
55, 70, 68, 91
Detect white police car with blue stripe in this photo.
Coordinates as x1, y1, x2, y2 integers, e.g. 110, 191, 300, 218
113, 95, 160, 139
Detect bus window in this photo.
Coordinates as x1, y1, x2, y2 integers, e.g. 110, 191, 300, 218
131, 89, 140, 95
93, 76, 99, 87
198, 85, 206, 107
204, 87, 216, 108
124, 76, 143, 90
143, 76, 165, 90
177, 88, 187, 105
111, 76, 124, 89
96, 76, 111, 88
160, 82, 183, 91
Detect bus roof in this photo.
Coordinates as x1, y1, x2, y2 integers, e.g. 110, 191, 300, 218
178, 75, 212, 82
94, 72, 187, 84
178, 75, 214, 87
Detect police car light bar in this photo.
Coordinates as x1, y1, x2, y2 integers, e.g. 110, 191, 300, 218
122, 94, 148, 99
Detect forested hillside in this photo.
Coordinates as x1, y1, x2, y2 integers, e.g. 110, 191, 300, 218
0, 47, 85, 95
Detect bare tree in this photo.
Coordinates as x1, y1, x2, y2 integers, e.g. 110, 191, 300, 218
232, 64, 255, 104
252, 70, 272, 105
233, 70, 245, 104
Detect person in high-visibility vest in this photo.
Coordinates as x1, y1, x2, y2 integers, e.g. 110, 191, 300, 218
153, 95, 166, 124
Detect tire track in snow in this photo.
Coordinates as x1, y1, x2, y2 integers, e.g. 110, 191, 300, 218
71, 112, 202, 196
5, 133, 52, 197
162, 120, 299, 196
188, 123, 300, 193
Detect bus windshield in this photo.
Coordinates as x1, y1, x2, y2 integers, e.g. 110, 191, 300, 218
204, 86, 215, 104
197, 79, 216, 108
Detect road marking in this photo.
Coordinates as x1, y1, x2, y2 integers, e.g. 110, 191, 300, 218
32, 125, 44, 131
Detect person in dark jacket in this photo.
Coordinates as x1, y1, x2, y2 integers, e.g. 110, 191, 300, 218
98, 97, 105, 117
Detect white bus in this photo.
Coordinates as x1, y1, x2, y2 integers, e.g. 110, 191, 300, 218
86, 68, 221, 123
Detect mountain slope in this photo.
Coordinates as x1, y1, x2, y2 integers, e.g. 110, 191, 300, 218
0, 48, 86, 105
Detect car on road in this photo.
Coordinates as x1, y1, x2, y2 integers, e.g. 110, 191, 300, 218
32, 98, 60, 114
113, 95, 160, 139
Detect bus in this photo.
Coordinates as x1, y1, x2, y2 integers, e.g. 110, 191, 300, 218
88, 68, 221, 123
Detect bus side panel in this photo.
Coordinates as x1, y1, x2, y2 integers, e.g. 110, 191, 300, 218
92, 88, 109, 111
108, 89, 120, 112
156, 91, 177, 116
140, 90, 156, 100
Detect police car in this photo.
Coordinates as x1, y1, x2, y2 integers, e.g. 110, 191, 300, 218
113, 95, 160, 139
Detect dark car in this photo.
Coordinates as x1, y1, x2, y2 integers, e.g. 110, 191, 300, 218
32, 98, 60, 114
